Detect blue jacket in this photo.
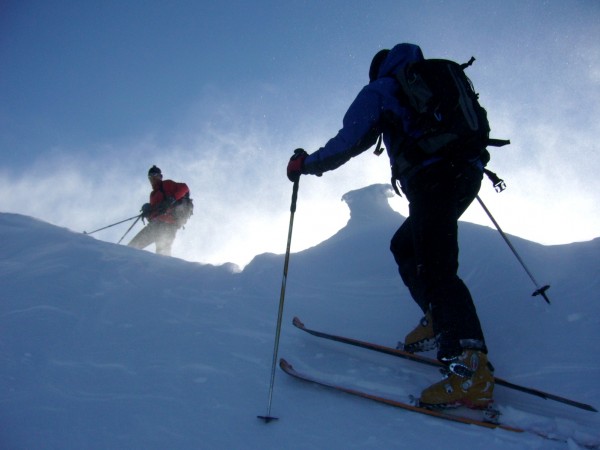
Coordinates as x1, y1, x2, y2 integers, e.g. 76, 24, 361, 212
303, 43, 425, 179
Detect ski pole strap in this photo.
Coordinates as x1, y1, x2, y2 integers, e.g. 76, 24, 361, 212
483, 169, 506, 193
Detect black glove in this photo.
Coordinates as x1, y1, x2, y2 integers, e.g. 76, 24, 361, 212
140, 203, 152, 219
287, 148, 308, 182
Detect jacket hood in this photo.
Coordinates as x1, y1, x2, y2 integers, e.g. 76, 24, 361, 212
376, 43, 424, 79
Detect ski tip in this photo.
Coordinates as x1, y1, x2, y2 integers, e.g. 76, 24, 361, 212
257, 415, 279, 423
292, 317, 304, 329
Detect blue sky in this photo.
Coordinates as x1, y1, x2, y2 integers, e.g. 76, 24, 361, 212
1, 0, 599, 267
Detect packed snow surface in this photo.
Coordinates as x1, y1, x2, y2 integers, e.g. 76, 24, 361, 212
1, 184, 599, 449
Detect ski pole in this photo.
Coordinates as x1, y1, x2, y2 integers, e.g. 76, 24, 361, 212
117, 214, 142, 244
476, 195, 551, 304
83, 214, 141, 235
258, 179, 300, 423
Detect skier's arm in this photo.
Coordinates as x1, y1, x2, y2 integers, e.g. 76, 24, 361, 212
162, 181, 190, 202
303, 86, 383, 176
171, 182, 189, 201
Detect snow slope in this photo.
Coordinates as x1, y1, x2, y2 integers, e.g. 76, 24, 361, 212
1, 184, 599, 449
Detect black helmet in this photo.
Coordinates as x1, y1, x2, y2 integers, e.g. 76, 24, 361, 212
148, 165, 162, 177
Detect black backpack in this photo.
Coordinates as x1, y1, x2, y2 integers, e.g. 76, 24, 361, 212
379, 57, 509, 192
397, 57, 492, 159
172, 193, 194, 228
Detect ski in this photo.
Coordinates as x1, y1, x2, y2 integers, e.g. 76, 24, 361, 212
292, 316, 597, 413
280, 358, 523, 432
280, 358, 599, 447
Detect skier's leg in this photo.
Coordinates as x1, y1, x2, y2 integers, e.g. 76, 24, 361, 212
155, 224, 178, 256
128, 223, 158, 250
405, 162, 486, 360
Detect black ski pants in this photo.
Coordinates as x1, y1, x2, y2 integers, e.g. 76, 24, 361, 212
390, 159, 486, 361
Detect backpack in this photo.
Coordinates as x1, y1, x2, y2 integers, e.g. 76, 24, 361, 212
380, 57, 509, 193
172, 193, 194, 228
397, 57, 496, 159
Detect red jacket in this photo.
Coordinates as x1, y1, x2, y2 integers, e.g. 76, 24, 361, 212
148, 180, 190, 224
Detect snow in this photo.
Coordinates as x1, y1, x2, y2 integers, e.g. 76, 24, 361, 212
1, 183, 599, 449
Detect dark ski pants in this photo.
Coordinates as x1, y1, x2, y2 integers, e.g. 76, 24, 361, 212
390, 160, 486, 361
128, 220, 178, 256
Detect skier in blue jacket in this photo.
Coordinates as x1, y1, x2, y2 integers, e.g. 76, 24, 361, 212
287, 43, 494, 409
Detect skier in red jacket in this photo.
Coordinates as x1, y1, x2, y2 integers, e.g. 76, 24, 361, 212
128, 165, 190, 256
